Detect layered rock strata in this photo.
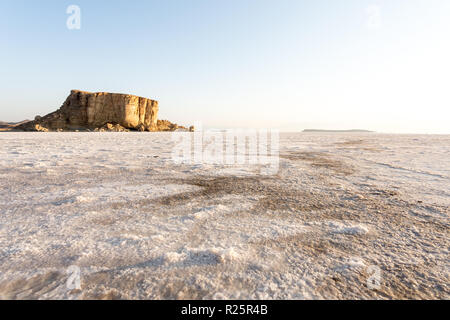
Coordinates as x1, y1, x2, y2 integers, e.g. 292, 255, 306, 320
18, 90, 161, 132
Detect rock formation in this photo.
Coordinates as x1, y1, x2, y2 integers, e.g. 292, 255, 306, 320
156, 120, 189, 132
0, 120, 31, 131
15, 90, 192, 132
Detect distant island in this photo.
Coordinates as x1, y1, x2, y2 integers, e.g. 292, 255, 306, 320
303, 129, 374, 133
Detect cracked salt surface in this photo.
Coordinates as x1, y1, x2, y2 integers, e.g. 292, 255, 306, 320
0, 132, 448, 299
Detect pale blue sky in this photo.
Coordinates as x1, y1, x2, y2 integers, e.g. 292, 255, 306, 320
1, 0, 449, 133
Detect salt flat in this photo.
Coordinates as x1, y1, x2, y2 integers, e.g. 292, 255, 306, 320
0, 132, 448, 299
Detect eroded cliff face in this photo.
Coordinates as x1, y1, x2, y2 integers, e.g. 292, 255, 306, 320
18, 90, 160, 132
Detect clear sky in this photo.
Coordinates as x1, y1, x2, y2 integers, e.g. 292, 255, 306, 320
1, 0, 449, 133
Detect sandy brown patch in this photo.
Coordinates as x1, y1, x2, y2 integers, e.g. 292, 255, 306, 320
335, 139, 382, 152
89, 216, 118, 226
336, 139, 365, 146
0, 271, 64, 299
145, 175, 341, 218
281, 151, 356, 175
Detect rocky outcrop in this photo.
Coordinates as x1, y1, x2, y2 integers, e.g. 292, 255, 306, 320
17, 90, 160, 132
94, 123, 130, 132
0, 120, 31, 131
156, 120, 192, 132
